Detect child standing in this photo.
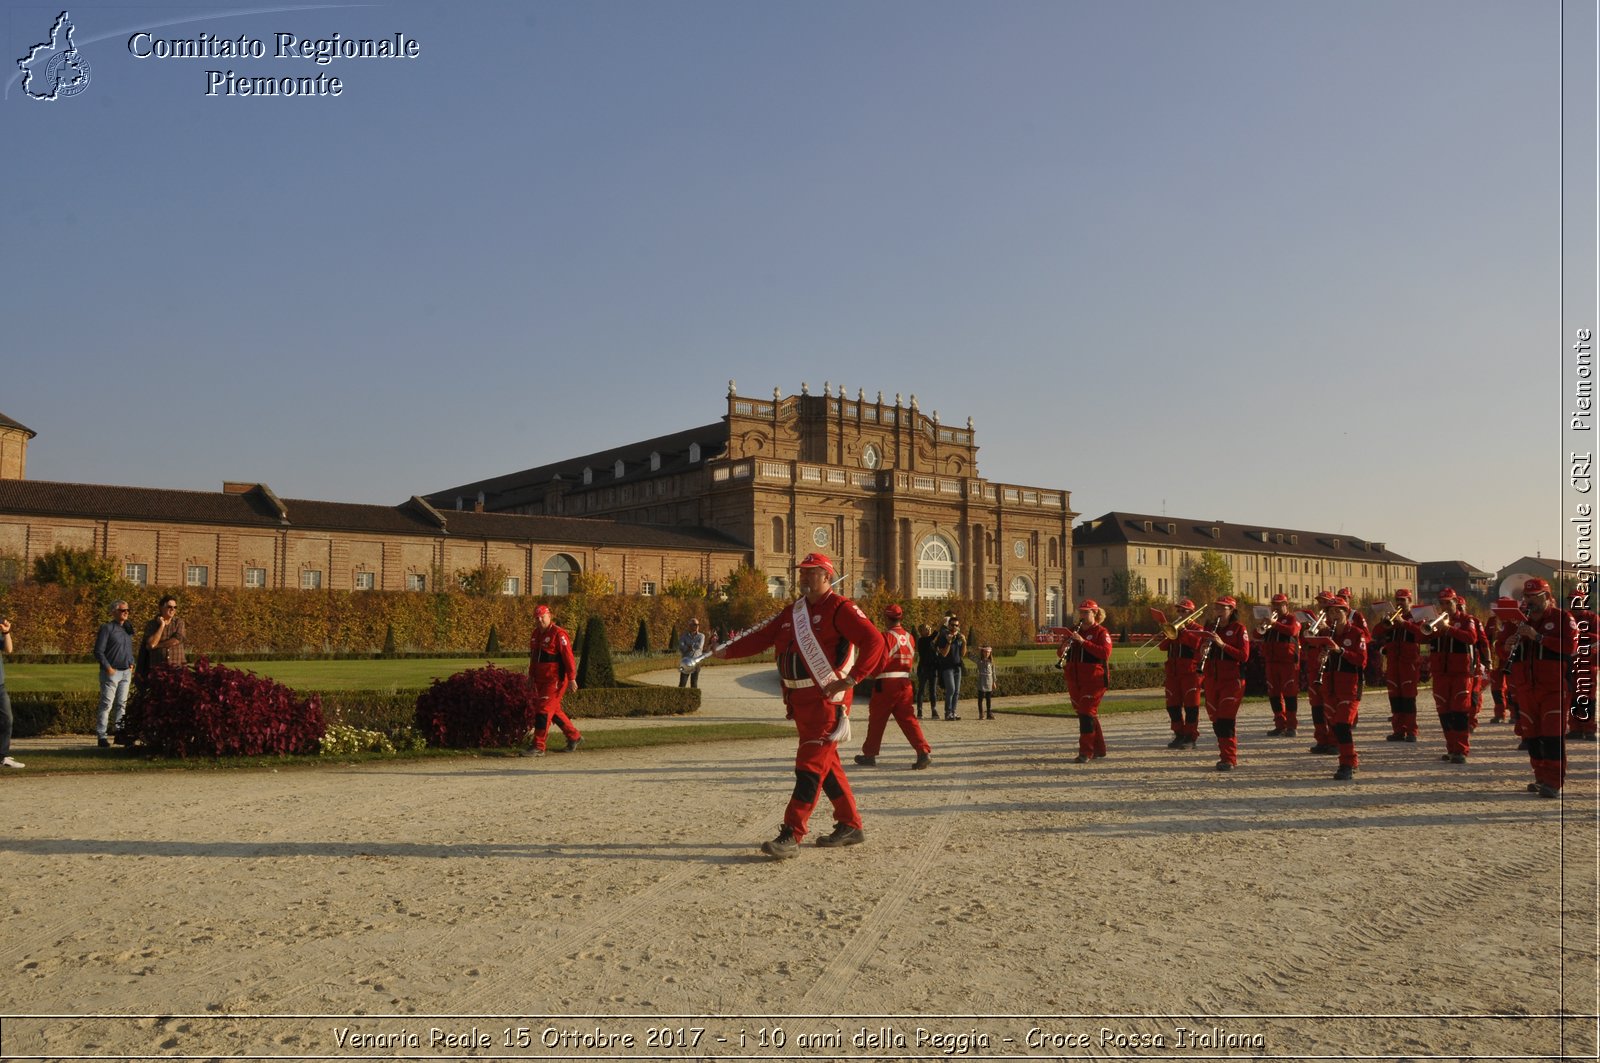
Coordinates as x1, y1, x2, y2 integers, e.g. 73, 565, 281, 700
976, 645, 997, 720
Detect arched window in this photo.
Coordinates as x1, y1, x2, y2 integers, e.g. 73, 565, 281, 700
1048, 537, 1059, 567
542, 554, 578, 596
1045, 586, 1063, 626
1010, 575, 1035, 615
916, 534, 957, 598
767, 576, 788, 598
771, 516, 785, 553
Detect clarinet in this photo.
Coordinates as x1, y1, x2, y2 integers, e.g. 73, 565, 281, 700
1195, 619, 1219, 674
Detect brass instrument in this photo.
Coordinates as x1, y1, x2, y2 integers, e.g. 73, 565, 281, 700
1302, 610, 1327, 637
1134, 604, 1206, 660
1379, 605, 1404, 627
1423, 610, 1454, 633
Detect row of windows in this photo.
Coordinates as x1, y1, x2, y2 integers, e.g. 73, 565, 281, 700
125, 556, 577, 595
1086, 548, 1399, 580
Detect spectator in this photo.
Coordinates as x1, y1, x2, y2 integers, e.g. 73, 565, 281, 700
93, 600, 137, 748
138, 596, 186, 681
975, 645, 997, 719
678, 618, 707, 688
0, 616, 19, 769
938, 617, 966, 720
915, 623, 938, 719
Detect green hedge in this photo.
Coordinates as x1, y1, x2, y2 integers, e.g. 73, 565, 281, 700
9, 678, 701, 739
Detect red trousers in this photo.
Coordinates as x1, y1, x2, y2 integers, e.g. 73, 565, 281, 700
1515, 664, 1569, 791
1432, 671, 1473, 756
1205, 676, 1245, 765
861, 679, 930, 758
1164, 662, 1201, 740
1325, 672, 1361, 769
1067, 677, 1107, 758
1265, 661, 1299, 729
785, 693, 861, 840
530, 667, 581, 752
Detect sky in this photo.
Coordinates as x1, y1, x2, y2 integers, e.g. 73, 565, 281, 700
3, 0, 1594, 581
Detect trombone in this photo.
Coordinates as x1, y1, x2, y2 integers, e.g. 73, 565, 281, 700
1134, 604, 1207, 660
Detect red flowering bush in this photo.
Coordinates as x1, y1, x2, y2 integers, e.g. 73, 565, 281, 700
126, 657, 325, 758
414, 664, 533, 748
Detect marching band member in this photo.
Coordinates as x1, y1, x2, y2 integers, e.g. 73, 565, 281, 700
1258, 594, 1301, 737
1306, 595, 1367, 780
1058, 600, 1113, 762
1487, 599, 1522, 726
1509, 578, 1578, 797
1567, 587, 1597, 742
521, 605, 583, 756
1371, 589, 1425, 742
1427, 588, 1479, 763
1159, 599, 1204, 750
854, 604, 932, 770
1301, 590, 1339, 755
1198, 596, 1250, 771
717, 552, 887, 856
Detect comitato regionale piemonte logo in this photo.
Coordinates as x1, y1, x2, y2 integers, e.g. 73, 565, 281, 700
18, 11, 92, 100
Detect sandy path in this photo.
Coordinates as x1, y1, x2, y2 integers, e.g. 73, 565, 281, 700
0, 664, 1594, 1060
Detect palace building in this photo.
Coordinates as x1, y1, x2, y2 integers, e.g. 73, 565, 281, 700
429, 383, 1077, 625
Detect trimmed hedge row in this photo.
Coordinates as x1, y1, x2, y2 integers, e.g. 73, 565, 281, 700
9, 678, 702, 739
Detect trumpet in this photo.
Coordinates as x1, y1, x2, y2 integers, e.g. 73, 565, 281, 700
1134, 604, 1206, 659
1379, 605, 1404, 627
1302, 609, 1327, 637
1423, 610, 1454, 633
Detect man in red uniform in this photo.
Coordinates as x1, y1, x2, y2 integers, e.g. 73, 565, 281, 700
1058, 600, 1113, 763
1427, 588, 1479, 763
1257, 594, 1301, 737
1509, 578, 1579, 797
854, 604, 932, 770
1371, 589, 1425, 742
1486, 600, 1520, 725
1567, 587, 1597, 741
717, 552, 886, 857
1198, 596, 1250, 771
1301, 591, 1338, 755
522, 604, 582, 756
1159, 599, 1204, 750
1307, 596, 1366, 780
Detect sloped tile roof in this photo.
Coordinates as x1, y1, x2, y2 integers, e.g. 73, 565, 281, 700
1073, 510, 1416, 564
0, 479, 748, 551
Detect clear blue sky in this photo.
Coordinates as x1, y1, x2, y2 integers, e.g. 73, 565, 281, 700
2, 0, 1587, 579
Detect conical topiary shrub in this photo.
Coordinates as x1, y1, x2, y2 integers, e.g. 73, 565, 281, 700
576, 615, 616, 688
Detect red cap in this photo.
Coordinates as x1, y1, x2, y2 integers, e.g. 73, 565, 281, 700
798, 552, 834, 577
534, 604, 552, 618
1077, 599, 1100, 611
1394, 589, 1413, 600
1523, 577, 1551, 596
884, 604, 904, 620
1178, 598, 1196, 612
1215, 596, 1237, 608
1438, 587, 1459, 601
1315, 589, 1335, 603
1270, 593, 1288, 604
1328, 595, 1350, 609
1338, 587, 1353, 599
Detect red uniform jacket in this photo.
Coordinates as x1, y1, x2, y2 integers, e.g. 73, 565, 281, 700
528, 624, 577, 697
1429, 613, 1483, 677
722, 592, 887, 695
1059, 623, 1112, 690
1258, 613, 1301, 664
873, 624, 916, 687
1314, 623, 1368, 675
1199, 620, 1250, 683
1371, 612, 1425, 675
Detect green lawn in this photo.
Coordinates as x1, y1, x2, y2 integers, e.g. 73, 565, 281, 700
1004, 645, 1157, 669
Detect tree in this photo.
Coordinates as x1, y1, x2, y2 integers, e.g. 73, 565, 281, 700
576, 615, 616, 688
717, 565, 777, 631
1108, 571, 1151, 607
633, 618, 650, 653
484, 623, 501, 654
456, 562, 511, 597
31, 546, 119, 588
1182, 549, 1234, 605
